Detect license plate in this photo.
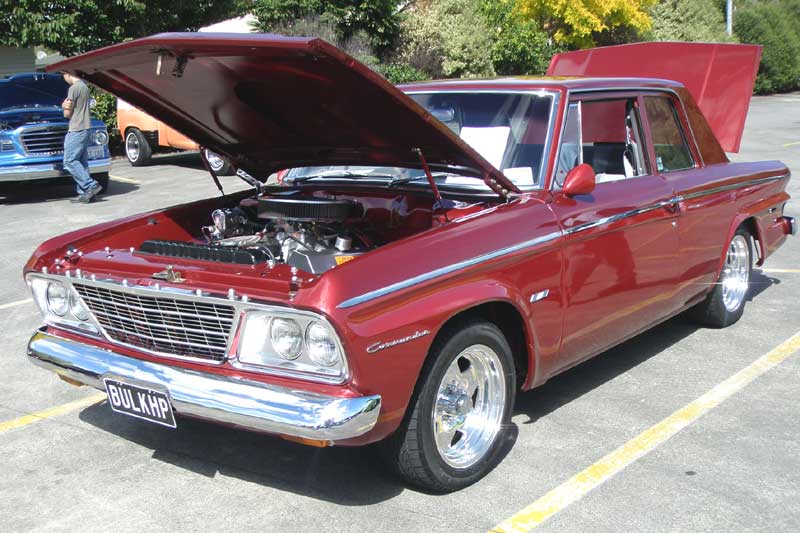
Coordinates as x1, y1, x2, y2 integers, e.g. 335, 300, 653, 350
88, 147, 104, 159
103, 378, 176, 428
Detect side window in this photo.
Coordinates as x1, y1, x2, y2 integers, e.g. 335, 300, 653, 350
554, 97, 648, 187
554, 102, 582, 187
644, 96, 694, 173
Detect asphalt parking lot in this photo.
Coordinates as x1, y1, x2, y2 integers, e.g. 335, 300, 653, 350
1, 94, 798, 532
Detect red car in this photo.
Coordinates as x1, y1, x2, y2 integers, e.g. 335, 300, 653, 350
26, 35, 794, 492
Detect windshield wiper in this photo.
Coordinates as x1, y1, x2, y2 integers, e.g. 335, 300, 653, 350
388, 172, 451, 187
287, 171, 398, 184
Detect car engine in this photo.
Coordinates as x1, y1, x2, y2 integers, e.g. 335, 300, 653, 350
139, 194, 371, 275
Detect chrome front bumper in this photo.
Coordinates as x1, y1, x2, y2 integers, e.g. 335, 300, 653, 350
0, 160, 111, 182
28, 328, 381, 441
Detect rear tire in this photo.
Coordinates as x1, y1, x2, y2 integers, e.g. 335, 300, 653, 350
689, 227, 752, 328
125, 128, 151, 166
383, 321, 516, 492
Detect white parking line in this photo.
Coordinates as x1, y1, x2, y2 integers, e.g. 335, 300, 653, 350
0, 298, 33, 311
490, 330, 800, 532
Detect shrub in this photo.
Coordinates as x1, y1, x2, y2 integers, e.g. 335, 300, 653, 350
649, 0, 735, 43
480, 0, 558, 75
734, 2, 800, 94
90, 87, 121, 150
397, 0, 495, 79
378, 63, 429, 84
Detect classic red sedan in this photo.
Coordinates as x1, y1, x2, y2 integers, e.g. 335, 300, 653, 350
26, 35, 794, 492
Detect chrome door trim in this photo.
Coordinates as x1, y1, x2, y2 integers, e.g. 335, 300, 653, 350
338, 173, 788, 309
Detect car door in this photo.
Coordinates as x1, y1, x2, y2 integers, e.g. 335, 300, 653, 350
547, 92, 682, 372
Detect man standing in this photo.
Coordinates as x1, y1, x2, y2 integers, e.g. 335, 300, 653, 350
61, 73, 101, 203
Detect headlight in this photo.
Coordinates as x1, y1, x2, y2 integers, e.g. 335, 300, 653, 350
305, 322, 338, 366
237, 310, 346, 383
69, 289, 90, 321
270, 318, 303, 359
27, 274, 99, 334
46, 282, 68, 316
93, 130, 109, 145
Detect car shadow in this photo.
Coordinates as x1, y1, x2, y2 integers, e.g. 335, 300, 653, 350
74, 275, 775, 504
0, 178, 138, 205
145, 151, 205, 170
78, 403, 405, 505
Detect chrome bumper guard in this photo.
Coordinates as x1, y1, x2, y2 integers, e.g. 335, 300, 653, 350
785, 216, 797, 236
28, 328, 381, 441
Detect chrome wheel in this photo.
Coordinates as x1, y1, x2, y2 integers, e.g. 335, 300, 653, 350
432, 344, 506, 469
721, 234, 750, 312
125, 132, 139, 162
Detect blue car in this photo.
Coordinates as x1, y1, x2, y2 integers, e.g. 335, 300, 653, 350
0, 73, 110, 187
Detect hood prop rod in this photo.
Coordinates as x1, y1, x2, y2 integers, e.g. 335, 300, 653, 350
199, 147, 225, 196
414, 148, 448, 221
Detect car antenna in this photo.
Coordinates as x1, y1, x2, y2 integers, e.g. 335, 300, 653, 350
199, 147, 225, 196
413, 148, 448, 221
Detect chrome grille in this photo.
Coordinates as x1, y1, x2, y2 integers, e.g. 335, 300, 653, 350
21, 127, 67, 155
73, 283, 236, 362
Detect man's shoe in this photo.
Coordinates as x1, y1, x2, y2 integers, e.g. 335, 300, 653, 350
69, 184, 102, 204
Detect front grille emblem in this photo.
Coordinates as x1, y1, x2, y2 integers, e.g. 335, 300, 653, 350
152, 265, 185, 283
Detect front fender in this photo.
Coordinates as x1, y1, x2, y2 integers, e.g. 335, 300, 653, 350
335, 277, 537, 444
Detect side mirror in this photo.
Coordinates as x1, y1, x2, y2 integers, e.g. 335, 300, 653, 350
563, 164, 596, 196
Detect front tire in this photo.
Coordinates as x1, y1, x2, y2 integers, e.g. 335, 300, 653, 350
125, 128, 152, 166
384, 321, 516, 492
689, 227, 752, 328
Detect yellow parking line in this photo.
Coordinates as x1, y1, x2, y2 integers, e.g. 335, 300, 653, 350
108, 174, 139, 185
0, 298, 33, 311
782, 141, 800, 147
0, 393, 106, 434
490, 330, 800, 533
760, 268, 800, 274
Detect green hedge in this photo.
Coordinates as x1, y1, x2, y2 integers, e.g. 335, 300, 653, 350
734, 1, 800, 94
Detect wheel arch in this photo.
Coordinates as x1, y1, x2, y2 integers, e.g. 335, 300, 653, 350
428, 298, 534, 392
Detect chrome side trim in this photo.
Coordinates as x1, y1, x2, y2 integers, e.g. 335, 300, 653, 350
529, 289, 550, 303
563, 200, 675, 236
338, 173, 789, 309
27, 328, 380, 441
337, 230, 563, 309
673, 174, 787, 202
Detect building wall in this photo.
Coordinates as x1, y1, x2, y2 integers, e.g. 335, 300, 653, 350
0, 47, 36, 78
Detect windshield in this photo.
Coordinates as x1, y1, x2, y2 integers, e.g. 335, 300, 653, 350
0, 75, 67, 111
283, 91, 556, 191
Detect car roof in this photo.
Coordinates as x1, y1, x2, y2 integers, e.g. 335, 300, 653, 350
397, 76, 685, 93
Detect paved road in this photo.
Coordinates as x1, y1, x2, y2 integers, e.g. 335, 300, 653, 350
0, 95, 798, 532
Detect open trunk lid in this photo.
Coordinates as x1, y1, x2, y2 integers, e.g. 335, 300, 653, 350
547, 42, 762, 153
48, 33, 519, 196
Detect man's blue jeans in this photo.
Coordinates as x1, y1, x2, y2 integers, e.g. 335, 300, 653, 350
63, 130, 97, 194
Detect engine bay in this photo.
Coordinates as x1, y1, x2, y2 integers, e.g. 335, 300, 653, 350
136, 190, 448, 275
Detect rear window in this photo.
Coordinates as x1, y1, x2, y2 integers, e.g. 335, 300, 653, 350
644, 96, 694, 173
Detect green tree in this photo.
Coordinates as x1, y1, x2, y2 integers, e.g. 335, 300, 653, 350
251, 0, 400, 57
649, 0, 734, 43
734, 1, 800, 94
398, 0, 495, 79
0, 0, 248, 55
480, 0, 559, 75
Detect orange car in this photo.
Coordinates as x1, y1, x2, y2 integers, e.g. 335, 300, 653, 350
117, 99, 234, 174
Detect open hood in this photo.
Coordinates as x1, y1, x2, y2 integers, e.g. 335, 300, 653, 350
0, 73, 68, 110
48, 33, 519, 196
547, 42, 762, 153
